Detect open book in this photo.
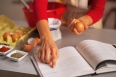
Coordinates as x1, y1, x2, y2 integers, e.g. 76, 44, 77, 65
30, 40, 116, 77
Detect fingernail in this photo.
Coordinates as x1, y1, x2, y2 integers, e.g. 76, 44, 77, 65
52, 65, 55, 68
52, 65, 54, 68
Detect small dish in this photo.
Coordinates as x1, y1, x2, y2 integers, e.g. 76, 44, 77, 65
0, 45, 13, 55
6, 50, 28, 62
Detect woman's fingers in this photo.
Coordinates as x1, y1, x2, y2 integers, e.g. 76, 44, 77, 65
38, 38, 58, 68
45, 48, 51, 64
39, 47, 51, 64
41, 49, 45, 63
39, 47, 58, 68
70, 22, 76, 32
56, 49, 59, 58
68, 19, 88, 35
73, 28, 82, 35
38, 46, 58, 67
51, 48, 57, 68
68, 19, 77, 32
68, 19, 75, 29
84, 25, 88, 30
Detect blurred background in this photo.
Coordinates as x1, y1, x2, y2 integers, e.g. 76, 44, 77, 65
0, 0, 116, 29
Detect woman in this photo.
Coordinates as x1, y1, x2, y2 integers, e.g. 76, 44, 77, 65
64, 0, 106, 35
33, 0, 106, 68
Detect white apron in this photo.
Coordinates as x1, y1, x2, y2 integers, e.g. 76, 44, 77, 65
60, 0, 103, 29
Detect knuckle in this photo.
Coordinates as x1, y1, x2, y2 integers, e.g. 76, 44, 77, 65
45, 58, 50, 63
41, 49, 44, 52
45, 48, 50, 52
41, 57, 45, 62
45, 58, 49, 62
38, 55, 40, 59
52, 55, 56, 58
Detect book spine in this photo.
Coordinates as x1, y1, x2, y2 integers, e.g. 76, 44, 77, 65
30, 56, 43, 77
113, 44, 116, 48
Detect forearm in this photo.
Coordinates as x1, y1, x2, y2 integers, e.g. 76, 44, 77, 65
85, 0, 106, 24
78, 15, 93, 27
36, 20, 53, 40
33, 0, 48, 21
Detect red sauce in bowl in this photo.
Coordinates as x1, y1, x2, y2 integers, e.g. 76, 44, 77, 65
0, 46, 10, 52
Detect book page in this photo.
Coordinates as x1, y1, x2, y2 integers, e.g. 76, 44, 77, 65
76, 40, 116, 70
96, 61, 116, 74
34, 46, 95, 77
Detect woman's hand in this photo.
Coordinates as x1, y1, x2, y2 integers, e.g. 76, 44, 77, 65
38, 37, 59, 68
68, 15, 93, 35
36, 20, 59, 68
68, 19, 88, 35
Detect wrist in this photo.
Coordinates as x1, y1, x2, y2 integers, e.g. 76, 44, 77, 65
36, 20, 54, 41
78, 19, 87, 27
41, 35, 54, 42
78, 15, 93, 27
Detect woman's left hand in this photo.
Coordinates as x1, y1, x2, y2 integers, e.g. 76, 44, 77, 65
68, 19, 88, 35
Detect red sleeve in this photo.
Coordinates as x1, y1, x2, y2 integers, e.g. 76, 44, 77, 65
86, 0, 106, 24
33, 0, 48, 22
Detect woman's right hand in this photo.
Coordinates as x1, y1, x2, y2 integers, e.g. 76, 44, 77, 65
36, 19, 59, 68
38, 37, 59, 68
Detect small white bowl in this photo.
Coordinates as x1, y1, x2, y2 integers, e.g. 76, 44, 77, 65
6, 50, 28, 62
0, 45, 13, 55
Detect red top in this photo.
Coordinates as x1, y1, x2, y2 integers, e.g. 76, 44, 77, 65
33, 0, 106, 24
